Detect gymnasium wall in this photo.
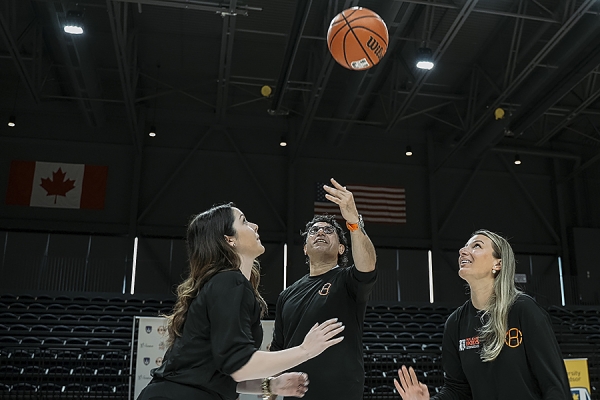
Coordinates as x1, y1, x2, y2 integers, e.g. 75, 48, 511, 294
1, 114, 599, 305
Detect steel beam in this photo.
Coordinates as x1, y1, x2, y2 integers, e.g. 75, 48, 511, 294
106, 0, 140, 148
435, 0, 598, 171
386, 0, 479, 134
0, 6, 39, 103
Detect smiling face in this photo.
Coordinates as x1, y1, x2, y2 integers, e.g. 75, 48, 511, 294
458, 234, 502, 282
226, 207, 264, 259
304, 221, 345, 263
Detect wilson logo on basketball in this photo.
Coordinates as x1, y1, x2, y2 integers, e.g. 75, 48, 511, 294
366, 36, 385, 60
505, 328, 523, 348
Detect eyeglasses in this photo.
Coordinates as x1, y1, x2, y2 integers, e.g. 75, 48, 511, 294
307, 225, 336, 236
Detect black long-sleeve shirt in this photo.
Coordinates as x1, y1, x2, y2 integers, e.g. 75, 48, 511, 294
140, 270, 262, 400
434, 294, 571, 400
270, 266, 377, 400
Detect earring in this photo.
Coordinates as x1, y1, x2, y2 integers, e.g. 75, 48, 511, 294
492, 269, 497, 274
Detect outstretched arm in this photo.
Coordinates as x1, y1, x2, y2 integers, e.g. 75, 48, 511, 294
323, 178, 376, 272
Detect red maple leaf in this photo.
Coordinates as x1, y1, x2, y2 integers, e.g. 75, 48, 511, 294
40, 168, 76, 204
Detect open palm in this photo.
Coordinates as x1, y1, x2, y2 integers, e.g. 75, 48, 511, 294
394, 366, 430, 400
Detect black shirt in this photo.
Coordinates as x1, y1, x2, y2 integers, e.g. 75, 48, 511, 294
270, 266, 377, 400
139, 270, 263, 400
434, 294, 571, 400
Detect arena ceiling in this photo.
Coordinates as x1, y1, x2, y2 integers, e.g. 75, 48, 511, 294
2, 0, 600, 173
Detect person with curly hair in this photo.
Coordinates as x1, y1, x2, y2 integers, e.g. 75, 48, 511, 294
270, 178, 378, 400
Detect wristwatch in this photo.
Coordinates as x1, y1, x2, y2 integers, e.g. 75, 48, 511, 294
346, 214, 364, 232
261, 377, 273, 399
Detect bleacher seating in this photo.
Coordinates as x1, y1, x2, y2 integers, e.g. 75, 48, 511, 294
1, 294, 598, 400
0, 292, 175, 399
361, 302, 600, 399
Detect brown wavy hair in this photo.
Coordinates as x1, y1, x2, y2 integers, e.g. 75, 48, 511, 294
164, 203, 267, 347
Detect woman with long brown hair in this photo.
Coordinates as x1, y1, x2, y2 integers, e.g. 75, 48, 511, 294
137, 203, 344, 400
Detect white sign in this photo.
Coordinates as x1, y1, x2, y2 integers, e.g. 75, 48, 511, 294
133, 317, 168, 400
132, 318, 277, 400
240, 320, 279, 400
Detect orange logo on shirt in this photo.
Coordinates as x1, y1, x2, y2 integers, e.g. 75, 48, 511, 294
505, 328, 522, 348
319, 283, 331, 296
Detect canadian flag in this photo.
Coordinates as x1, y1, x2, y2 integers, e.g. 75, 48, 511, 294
6, 160, 108, 209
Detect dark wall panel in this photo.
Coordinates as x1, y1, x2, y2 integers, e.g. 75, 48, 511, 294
572, 227, 600, 304
397, 249, 431, 303
134, 238, 187, 295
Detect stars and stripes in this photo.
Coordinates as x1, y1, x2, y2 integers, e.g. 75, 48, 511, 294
314, 183, 406, 224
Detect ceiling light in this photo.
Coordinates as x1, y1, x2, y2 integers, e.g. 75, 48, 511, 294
261, 85, 272, 98
514, 154, 521, 165
416, 47, 434, 70
279, 137, 287, 147
64, 10, 84, 35
405, 145, 413, 156
149, 125, 156, 137
7, 115, 16, 127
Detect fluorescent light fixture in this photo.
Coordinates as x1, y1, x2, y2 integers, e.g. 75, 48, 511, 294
558, 256, 565, 306
428, 250, 434, 303
130, 237, 139, 295
283, 243, 288, 290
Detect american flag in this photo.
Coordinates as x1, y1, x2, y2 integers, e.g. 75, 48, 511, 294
314, 183, 406, 224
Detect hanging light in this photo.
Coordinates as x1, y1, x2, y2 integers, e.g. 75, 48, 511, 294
405, 145, 413, 156
514, 154, 521, 165
416, 47, 434, 70
149, 65, 160, 138
279, 136, 287, 147
64, 10, 84, 35
7, 115, 16, 127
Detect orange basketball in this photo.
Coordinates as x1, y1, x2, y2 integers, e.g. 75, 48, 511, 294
327, 7, 388, 70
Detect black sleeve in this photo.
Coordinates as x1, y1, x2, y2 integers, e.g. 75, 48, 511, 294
269, 291, 285, 352
207, 272, 258, 375
347, 266, 377, 302
433, 311, 472, 400
518, 299, 571, 400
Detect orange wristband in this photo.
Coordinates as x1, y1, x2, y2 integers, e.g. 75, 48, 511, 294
346, 220, 359, 232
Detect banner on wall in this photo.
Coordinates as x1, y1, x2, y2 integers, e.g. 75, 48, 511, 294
133, 317, 168, 400
133, 318, 276, 400
564, 358, 591, 400
5, 160, 108, 209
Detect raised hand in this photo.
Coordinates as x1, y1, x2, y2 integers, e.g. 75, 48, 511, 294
394, 366, 430, 400
323, 178, 359, 224
300, 318, 345, 358
270, 372, 309, 397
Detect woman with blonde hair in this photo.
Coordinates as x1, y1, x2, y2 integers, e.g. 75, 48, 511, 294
137, 203, 345, 400
395, 229, 570, 400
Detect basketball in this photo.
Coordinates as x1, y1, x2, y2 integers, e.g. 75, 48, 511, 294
327, 7, 388, 71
